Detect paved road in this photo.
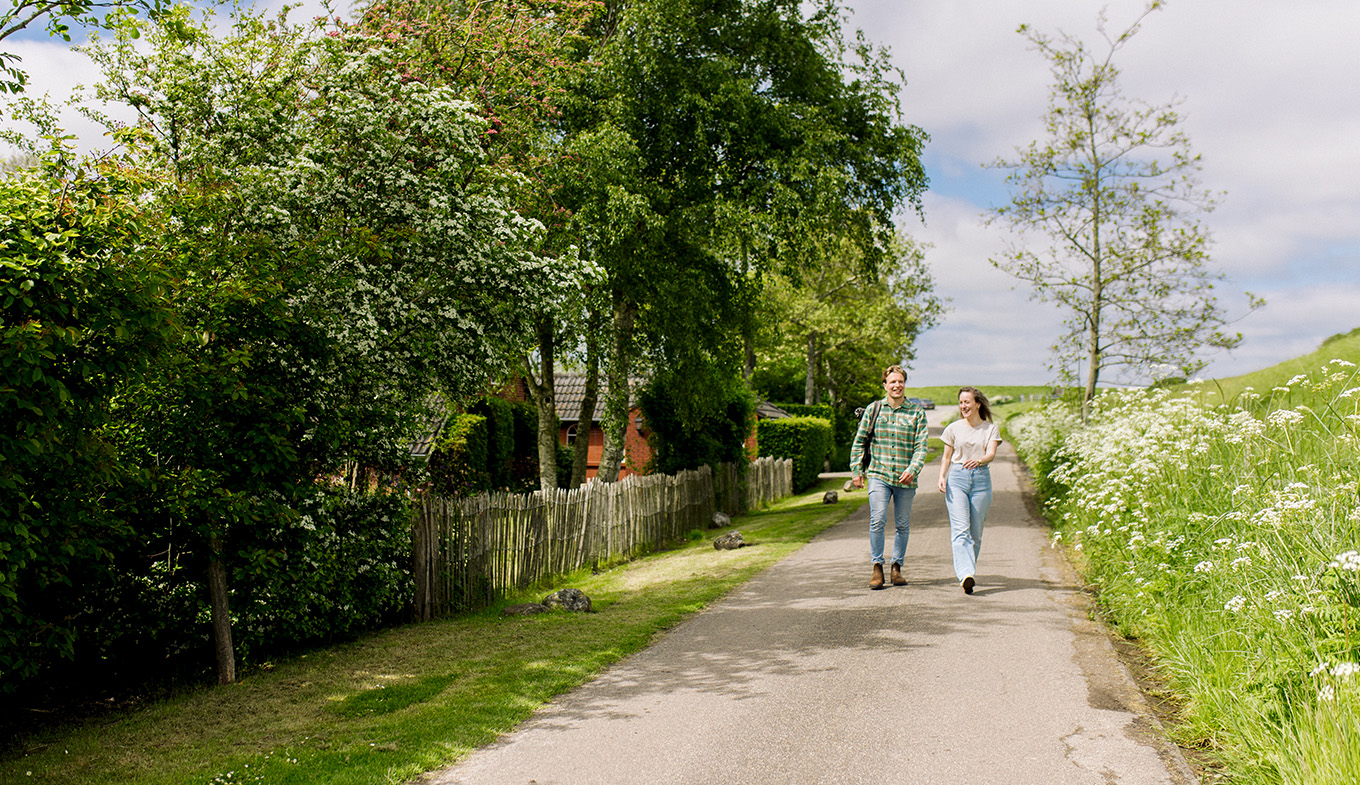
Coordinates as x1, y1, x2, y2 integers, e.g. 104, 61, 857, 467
425, 425, 1196, 785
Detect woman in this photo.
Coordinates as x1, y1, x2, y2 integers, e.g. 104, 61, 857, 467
936, 386, 1002, 594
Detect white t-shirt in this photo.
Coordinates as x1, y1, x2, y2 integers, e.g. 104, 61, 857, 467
941, 419, 1002, 465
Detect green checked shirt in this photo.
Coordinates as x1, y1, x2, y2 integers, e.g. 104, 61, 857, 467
849, 398, 929, 488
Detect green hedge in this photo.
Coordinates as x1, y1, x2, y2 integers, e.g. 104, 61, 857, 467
775, 403, 854, 468
468, 397, 514, 488
425, 413, 489, 497
509, 400, 541, 491
757, 416, 833, 491
639, 379, 756, 475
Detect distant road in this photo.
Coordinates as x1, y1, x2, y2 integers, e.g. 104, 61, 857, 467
425, 440, 1195, 785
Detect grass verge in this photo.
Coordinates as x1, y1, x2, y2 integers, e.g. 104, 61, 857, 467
1010, 361, 1360, 785
1, 479, 866, 785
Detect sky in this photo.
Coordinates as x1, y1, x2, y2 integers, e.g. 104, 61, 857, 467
839, 0, 1360, 388
5, 0, 1359, 389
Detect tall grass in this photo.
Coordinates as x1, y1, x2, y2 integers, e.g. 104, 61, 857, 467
1012, 360, 1360, 784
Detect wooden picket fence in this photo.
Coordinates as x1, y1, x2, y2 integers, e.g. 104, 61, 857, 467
412, 457, 793, 620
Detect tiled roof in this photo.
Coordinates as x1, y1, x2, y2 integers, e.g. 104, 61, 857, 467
554, 372, 637, 423
755, 400, 791, 420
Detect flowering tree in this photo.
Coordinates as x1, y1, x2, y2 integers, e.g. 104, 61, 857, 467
988, 2, 1261, 413
356, 0, 603, 490
84, 3, 581, 682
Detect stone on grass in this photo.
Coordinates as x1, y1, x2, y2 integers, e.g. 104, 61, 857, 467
543, 588, 592, 613
842, 479, 855, 492
712, 511, 732, 528
501, 603, 548, 617
822, 491, 839, 504
713, 530, 747, 550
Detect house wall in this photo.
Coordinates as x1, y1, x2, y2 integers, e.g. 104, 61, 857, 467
559, 408, 652, 480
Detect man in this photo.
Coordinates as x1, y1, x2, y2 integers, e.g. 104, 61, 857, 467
849, 365, 929, 590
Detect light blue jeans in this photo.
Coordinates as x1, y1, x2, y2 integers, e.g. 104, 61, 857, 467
867, 477, 915, 565
945, 465, 993, 580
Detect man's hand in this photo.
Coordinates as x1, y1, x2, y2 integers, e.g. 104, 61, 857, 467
897, 470, 915, 485
852, 475, 864, 489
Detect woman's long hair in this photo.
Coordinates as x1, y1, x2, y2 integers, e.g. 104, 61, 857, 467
959, 386, 992, 422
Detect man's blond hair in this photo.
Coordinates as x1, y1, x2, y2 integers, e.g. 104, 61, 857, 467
882, 364, 907, 383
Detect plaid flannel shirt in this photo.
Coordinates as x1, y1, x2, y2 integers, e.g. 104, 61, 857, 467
849, 398, 929, 488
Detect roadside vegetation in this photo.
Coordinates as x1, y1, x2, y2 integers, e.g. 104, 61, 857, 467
0, 481, 867, 784
1011, 332, 1360, 784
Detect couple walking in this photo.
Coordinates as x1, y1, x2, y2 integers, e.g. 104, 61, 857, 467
848, 365, 1001, 593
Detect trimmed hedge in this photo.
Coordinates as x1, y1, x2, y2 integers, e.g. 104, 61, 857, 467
775, 402, 854, 469
468, 397, 514, 488
425, 413, 489, 497
756, 416, 833, 491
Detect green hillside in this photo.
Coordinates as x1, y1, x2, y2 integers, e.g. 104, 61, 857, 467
1187, 326, 1360, 404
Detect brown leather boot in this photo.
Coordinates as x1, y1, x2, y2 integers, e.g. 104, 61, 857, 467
870, 563, 885, 590
890, 562, 906, 586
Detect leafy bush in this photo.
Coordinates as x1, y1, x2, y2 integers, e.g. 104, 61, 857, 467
509, 400, 541, 491
0, 165, 178, 693
774, 402, 851, 465
639, 377, 756, 475
231, 489, 413, 661
425, 414, 489, 497
469, 396, 515, 488
757, 416, 832, 491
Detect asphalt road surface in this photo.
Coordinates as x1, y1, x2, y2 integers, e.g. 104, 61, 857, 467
424, 417, 1196, 785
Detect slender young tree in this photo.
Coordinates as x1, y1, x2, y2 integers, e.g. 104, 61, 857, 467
988, 2, 1260, 414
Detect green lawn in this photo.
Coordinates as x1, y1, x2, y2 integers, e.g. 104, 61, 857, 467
1, 481, 868, 785
1175, 326, 1360, 405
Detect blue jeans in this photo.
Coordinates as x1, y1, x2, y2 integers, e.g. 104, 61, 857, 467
867, 478, 915, 565
944, 465, 993, 580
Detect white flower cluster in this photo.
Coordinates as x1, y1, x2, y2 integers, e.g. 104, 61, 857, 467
1329, 550, 1360, 571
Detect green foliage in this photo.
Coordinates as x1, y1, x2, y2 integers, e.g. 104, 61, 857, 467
638, 375, 757, 475
469, 397, 515, 488
757, 416, 833, 491
559, 0, 929, 478
231, 490, 414, 659
509, 400, 541, 491
555, 442, 574, 489
754, 232, 943, 409
0, 163, 178, 691
426, 415, 490, 498
776, 402, 864, 469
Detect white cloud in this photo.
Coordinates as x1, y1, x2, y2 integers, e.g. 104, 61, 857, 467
844, 0, 1360, 386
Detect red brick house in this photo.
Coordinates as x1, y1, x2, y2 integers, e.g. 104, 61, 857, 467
553, 373, 790, 480
554, 373, 651, 480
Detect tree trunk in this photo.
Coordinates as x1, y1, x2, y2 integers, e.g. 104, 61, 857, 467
207, 533, 236, 685
744, 331, 756, 382
1084, 192, 1103, 423
598, 297, 636, 483
533, 317, 559, 491
804, 332, 818, 405
570, 330, 600, 489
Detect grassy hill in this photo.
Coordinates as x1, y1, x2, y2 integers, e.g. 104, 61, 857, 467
1182, 326, 1360, 404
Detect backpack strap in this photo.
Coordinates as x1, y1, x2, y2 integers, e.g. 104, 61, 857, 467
866, 400, 883, 437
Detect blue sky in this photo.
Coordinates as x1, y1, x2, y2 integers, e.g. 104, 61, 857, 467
6, 0, 1359, 388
